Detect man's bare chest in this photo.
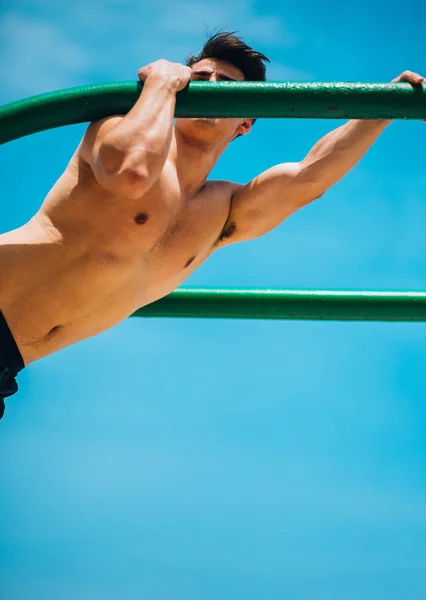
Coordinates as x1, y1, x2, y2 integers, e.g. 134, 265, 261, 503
42, 161, 235, 276
3, 163, 238, 362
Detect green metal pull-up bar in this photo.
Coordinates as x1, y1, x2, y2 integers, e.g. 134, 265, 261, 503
132, 288, 426, 322
1, 81, 425, 144
1, 81, 425, 323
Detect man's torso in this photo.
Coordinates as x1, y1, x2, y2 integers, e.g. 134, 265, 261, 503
0, 147, 238, 365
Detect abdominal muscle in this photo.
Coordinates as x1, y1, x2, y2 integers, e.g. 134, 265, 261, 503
0, 150, 230, 365
0, 216, 204, 366
0, 161, 232, 366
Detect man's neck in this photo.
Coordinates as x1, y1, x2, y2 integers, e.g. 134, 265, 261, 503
169, 127, 228, 197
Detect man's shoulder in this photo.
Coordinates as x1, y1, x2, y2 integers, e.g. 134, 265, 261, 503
204, 179, 243, 198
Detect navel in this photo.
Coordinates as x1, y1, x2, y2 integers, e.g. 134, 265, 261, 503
134, 212, 149, 225
184, 256, 196, 269
45, 324, 63, 339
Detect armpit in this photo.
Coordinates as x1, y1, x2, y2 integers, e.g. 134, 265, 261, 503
218, 220, 237, 242
213, 181, 243, 248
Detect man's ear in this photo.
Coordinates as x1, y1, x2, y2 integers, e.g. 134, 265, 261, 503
237, 118, 253, 136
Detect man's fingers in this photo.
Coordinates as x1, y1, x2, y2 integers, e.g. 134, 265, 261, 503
406, 71, 425, 83
138, 68, 148, 81
392, 71, 426, 121
393, 70, 425, 83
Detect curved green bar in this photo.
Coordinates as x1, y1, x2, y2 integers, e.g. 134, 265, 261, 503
131, 288, 426, 322
1, 81, 425, 144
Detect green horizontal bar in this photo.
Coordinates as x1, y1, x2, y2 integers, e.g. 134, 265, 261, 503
131, 288, 426, 322
1, 81, 425, 145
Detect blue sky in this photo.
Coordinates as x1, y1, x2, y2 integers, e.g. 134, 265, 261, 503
1, 1, 426, 598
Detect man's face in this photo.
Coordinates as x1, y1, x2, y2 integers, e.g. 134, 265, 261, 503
175, 58, 253, 144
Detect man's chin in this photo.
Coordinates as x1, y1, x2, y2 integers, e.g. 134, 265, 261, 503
175, 118, 220, 142
191, 117, 217, 126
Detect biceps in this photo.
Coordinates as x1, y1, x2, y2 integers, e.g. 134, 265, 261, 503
78, 116, 124, 172
223, 162, 318, 244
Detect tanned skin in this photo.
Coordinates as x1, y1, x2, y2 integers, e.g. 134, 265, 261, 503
0, 60, 423, 366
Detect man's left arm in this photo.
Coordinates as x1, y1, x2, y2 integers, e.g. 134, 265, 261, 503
218, 70, 424, 246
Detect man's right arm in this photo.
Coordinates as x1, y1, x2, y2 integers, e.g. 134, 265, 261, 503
79, 60, 192, 199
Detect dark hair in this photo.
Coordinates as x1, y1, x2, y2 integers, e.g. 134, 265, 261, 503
186, 31, 269, 81
186, 31, 270, 134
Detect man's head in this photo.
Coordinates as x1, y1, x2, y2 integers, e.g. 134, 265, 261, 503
175, 31, 269, 146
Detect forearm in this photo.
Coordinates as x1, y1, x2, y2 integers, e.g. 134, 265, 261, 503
300, 119, 392, 195
99, 75, 177, 186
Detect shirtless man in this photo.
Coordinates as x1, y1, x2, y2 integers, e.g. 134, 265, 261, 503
0, 32, 424, 418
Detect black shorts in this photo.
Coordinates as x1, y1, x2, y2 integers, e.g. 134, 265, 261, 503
0, 311, 24, 419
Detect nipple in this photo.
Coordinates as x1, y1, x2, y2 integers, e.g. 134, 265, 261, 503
184, 256, 196, 269
134, 212, 149, 225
